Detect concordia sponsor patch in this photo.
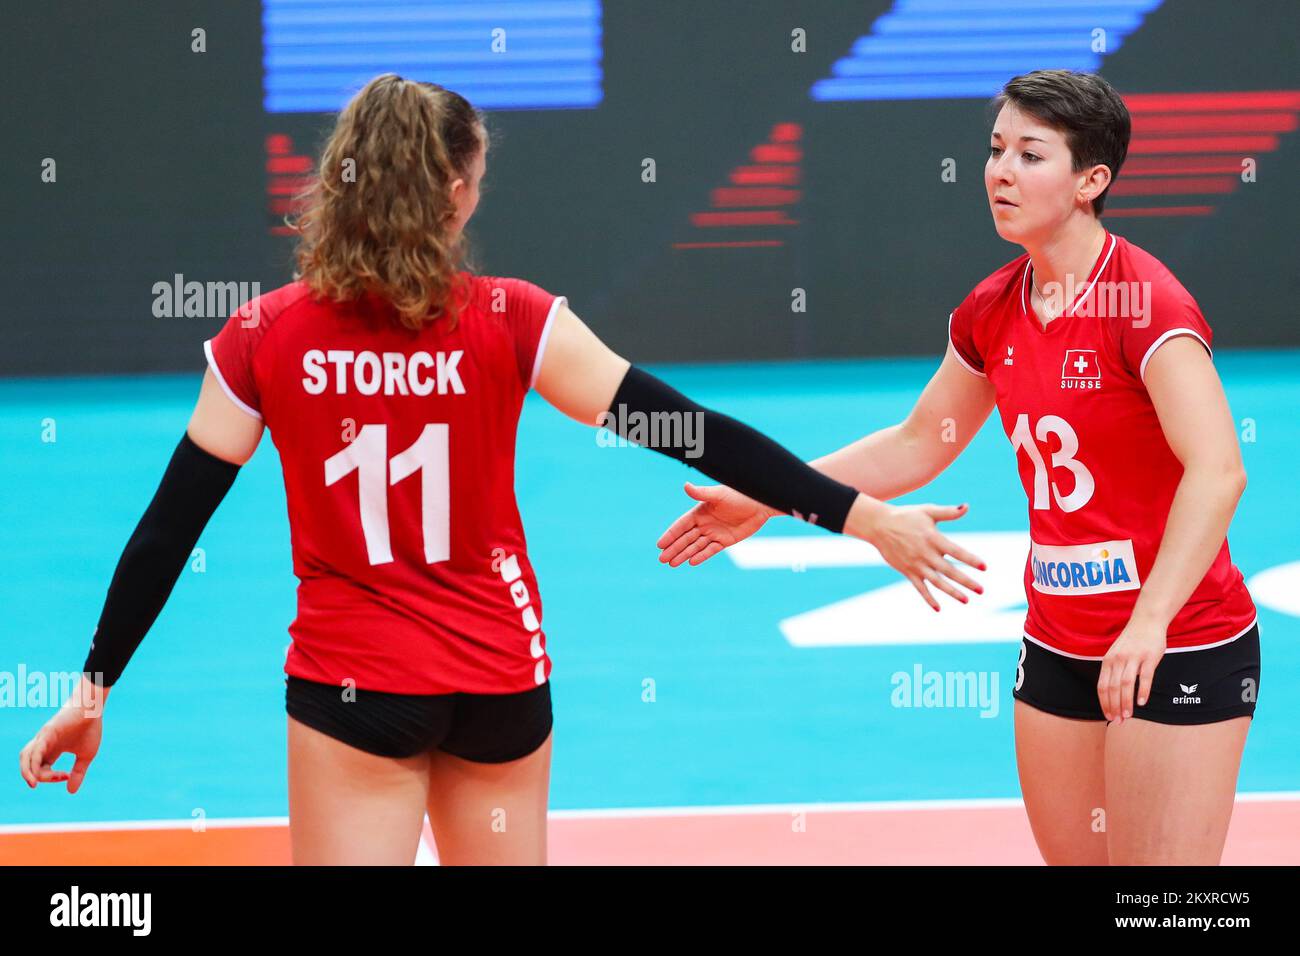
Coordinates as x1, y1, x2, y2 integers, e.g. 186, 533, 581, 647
1030, 538, 1141, 595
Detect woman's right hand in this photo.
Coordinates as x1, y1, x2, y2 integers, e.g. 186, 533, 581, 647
656, 482, 774, 567
844, 497, 986, 611
19, 676, 106, 793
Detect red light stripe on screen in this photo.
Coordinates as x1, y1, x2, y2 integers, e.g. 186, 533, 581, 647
1109, 177, 1237, 196
1129, 135, 1278, 154
267, 178, 314, 196
1131, 113, 1298, 134
1097, 91, 1299, 218
1123, 91, 1300, 112
690, 211, 799, 227
1123, 156, 1254, 175
1104, 206, 1215, 217
730, 165, 800, 185
751, 144, 802, 163
266, 133, 315, 235
679, 122, 804, 248
710, 187, 801, 207
266, 156, 314, 174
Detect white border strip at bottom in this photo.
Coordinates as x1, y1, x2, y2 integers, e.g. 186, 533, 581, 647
4, 790, 1300, 835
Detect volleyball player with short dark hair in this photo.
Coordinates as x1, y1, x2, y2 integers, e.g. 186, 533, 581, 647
659, 70, 1259, 865
17, 74, 984, 865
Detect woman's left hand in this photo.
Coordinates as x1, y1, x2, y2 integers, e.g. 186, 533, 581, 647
1098, 619, 1168, 723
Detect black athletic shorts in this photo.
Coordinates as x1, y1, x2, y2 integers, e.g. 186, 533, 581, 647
1012, 622, 1260, 725
285, 676, 553, 761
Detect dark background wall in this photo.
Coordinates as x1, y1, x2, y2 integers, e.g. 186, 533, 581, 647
3, 0, 1297, 376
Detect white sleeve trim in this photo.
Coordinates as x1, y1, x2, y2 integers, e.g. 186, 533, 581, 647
947, 311, 987, 378
528, 295, 567, 390
203, 339, 263, 421
1138, 328, 1212, 384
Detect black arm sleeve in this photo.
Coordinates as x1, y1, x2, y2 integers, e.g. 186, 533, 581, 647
82, 432, 241, 687
605, 365, 860, 533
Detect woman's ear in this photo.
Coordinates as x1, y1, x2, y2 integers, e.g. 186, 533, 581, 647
1079, 164, 1112, 205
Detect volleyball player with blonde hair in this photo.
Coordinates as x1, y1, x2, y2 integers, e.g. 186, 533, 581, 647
18, 74, 984, 865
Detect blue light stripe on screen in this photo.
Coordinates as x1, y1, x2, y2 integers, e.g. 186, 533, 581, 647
265, 3, 598, 27
263, 0, 603, 113
267, 26, 601, 46
871, 14, 1144, 34
812, 77, 1051, 101
265, 45, 602, 69
265, 84, 602, 113
894, 0, 1159, 11
810, 0, 1164, 102
849, 35, 1122, 56
267, 66, 602, 90
832, 54, 1101, 77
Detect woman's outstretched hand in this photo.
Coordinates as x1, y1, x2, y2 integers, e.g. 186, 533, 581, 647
843, 497, 986, 611
19, 676, 106, 794
656, 482, 774, 568
657, 485, 987, 612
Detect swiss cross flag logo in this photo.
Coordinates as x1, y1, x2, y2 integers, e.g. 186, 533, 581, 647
1062, 349, 1101, 380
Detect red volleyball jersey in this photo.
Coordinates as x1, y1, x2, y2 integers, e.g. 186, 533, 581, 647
204, 274, 567, 693
948, 230, 1257, 658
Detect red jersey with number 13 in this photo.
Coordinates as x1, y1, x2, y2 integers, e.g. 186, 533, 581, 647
204, 274, 566, 693
948, 230, 1256, 658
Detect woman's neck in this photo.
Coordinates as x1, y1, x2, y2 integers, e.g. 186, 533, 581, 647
1025, 217, 1107, 301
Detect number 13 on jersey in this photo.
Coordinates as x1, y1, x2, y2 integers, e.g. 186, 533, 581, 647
1009, 412, 1095, 513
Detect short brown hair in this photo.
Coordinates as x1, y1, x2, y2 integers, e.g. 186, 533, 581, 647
991, 70, 1130, 215
292, 74, 487, 330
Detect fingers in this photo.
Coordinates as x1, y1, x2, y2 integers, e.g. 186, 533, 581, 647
659, 527, 701, 566
19, 742, 34, 788
683, 482, 722, 504
656, 509, 701, 550
19, 737, 69, 789
1118, 657, 1139, 720
930, 554, 984, 596
1100, 650, 1163, 721
935, 535, 987, 573
907, 575, 940, 612
67, 755, 92, 794
1098, 658, 1124, 722
923, 565, 970, 605
671, 534, 712, 568
926, 503, 969, 523
1136, 657, 1158, 708
1097, 660, 1113, 721
19, 738, 44, 789
688, 541, 724, 567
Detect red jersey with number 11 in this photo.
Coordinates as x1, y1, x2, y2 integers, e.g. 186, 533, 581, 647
948, 230, 1256, 658
204, 274, 566, 693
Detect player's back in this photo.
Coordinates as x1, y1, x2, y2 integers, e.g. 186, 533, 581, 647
204, 274, 566, 694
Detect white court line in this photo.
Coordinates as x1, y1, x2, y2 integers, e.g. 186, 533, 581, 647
5, 791, 1300, 835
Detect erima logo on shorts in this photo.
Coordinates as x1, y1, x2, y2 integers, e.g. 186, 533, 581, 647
1030, 538, 1141, 595
1174, 683, 1201, 705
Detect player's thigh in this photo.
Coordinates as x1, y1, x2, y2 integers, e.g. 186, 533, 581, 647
1014, 700, 1109, 865
287, 715, 432, 865
426, 730, 553, 866
1104, 716, 1249, 865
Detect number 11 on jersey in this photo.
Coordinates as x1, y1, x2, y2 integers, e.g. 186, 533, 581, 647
324, 423, 450, 566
